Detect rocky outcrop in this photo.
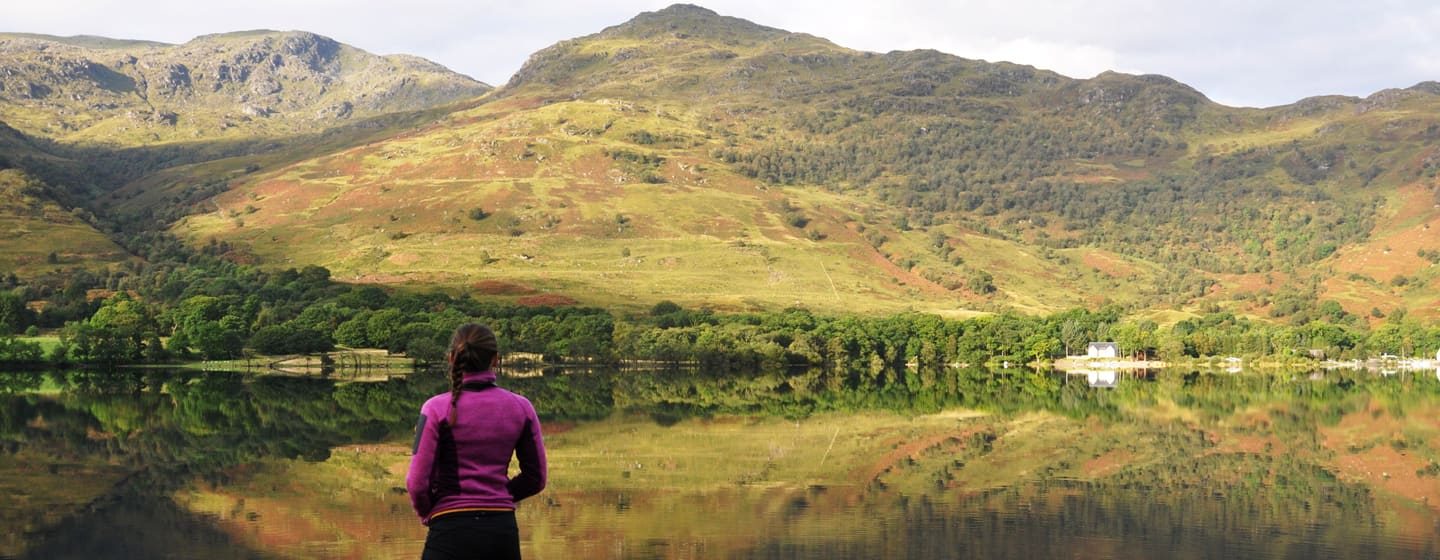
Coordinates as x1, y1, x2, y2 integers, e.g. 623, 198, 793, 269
0, 31, 490, 140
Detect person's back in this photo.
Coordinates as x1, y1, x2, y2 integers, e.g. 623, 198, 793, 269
407, 324, 547, 560
410, 370, 546, 515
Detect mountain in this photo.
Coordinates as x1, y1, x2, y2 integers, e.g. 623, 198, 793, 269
0, 30, 490, 145
5, 5, 1440, 321
0, 30, 492, 281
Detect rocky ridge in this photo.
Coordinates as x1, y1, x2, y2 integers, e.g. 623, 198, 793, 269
0, 30, 490, 142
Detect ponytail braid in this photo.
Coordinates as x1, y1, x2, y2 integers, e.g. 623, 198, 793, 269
447, 342, 465, 425
444, 323, 500, 426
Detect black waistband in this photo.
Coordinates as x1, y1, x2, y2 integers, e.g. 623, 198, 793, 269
430, 509, 516, 522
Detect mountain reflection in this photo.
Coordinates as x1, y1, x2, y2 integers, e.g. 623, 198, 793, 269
1, 367, 1438, 559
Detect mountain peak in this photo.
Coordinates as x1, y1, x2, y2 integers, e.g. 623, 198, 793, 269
652, 4, 719, 17
505, 4, 806, 92
195, 29, 283, 40
191, 30, 338, 51
605, 3, 787, 41
1408, 81, 1440, 95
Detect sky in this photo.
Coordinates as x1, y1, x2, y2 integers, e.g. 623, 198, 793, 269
6, 0, 1440, 108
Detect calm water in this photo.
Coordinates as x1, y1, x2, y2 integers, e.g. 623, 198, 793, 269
1, 367, 1437, 559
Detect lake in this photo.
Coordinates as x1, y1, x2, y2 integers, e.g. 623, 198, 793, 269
1, 367, 1438, 559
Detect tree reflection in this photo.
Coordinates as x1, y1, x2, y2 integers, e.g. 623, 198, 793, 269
5, 367, 1439, 473
2, 366, 1438, 558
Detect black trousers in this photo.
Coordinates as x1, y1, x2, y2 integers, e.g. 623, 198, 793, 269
421, 510, 521, 560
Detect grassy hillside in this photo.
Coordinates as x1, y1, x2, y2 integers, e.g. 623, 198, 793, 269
173, 91, 1153, 314
0, 28, 492, 205
5, 5, 1440, 320
0, 30, 492, 279
157, 5, 1440, 318
0, 168, 130, 276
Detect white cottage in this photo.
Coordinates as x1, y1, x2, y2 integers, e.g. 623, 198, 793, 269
1087, 342, 1119, 359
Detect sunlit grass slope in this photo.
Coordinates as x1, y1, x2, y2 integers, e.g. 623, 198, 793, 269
167, 5, 1440, 316
174, 92, 1154, 314
11, 5, 1440, 317
0, 169, 130, 275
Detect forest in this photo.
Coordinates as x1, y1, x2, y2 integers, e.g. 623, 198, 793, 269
2, 239, 1437, 369
715, 111, 1383, 276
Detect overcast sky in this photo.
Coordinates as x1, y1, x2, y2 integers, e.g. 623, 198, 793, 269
7, 0, 1440, 108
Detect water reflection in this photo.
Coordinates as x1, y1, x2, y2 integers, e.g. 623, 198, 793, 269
1063, 368, 1120, 388
0, 367, 1438, 559
0, 370, 444, 559
17, 494, 277, 560
730, 480, 1438, 559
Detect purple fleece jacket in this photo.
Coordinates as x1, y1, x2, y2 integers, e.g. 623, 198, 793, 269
406, 370, 547, 524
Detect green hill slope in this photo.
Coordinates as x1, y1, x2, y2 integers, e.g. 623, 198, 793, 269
157, 5, 1440, 318
142, 7, 1162, 313
0, 120, 130, 275
500, 5, 1420, 279
8, 5, 1440, 320
0, 30, 493, 278
0, 167, 130, 276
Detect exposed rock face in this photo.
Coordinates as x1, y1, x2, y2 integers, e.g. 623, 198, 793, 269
0, 31, 490, 140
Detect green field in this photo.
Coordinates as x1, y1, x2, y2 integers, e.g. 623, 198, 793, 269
14, 335, 61, 353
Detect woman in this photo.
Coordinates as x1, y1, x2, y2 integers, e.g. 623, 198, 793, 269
407, 323, 547, 560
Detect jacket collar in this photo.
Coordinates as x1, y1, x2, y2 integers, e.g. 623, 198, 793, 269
461, 370, 498, 384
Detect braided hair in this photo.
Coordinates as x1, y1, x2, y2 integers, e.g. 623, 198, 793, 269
446, 323, 499, 425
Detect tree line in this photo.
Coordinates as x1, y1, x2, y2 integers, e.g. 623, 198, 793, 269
3, 252, 1439, 368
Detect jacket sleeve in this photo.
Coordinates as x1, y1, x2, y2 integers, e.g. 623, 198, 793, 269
506, 398, 548, 502
405, 407, 439, 522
